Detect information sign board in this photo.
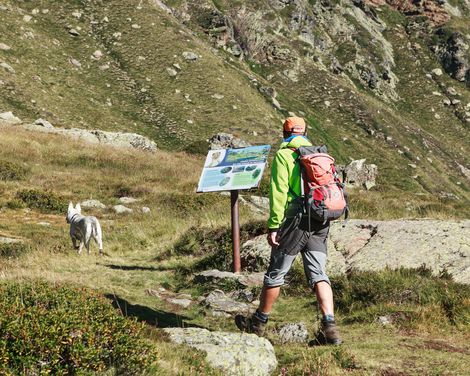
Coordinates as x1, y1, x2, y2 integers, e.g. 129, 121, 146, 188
197, 145, 271, 193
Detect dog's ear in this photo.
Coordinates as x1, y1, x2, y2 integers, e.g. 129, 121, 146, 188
68, 202, 74, 212
75, 203, 81, 213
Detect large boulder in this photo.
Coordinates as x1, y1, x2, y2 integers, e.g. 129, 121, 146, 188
203, 289, 252, 317
208, 133, 251, 150
241, 235, 271, 272
341, 159, 378, 190
164, 328, 277, 376
329, 219, 470, 284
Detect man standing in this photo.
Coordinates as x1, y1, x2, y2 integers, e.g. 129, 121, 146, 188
235, 116, 341, 345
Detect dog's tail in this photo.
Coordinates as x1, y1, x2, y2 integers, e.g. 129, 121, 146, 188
94, 219, 103, 254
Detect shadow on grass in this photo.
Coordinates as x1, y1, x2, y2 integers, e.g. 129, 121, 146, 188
105, 294, 204, 329
99, 263, 173, 272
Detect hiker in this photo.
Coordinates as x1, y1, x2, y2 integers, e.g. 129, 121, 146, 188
235, 116, 342, 345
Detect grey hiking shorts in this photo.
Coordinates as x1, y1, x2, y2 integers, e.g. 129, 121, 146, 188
264, 215, 330, 288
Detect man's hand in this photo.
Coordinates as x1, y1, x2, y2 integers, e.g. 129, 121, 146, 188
267, 231, 279, 247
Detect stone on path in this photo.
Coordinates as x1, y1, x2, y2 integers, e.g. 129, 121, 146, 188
164, 327, 277, 376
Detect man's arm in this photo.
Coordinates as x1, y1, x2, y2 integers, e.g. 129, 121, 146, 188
268, 152, 289, 235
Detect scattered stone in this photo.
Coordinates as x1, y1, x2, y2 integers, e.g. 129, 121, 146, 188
164, 328, 277, 376
113, 205, 133, 214
182, 51, 198, 61
408, 164, 417, 169
37, 222, 51, 227
0, 62, 15, 73
446, 87, 458, 96
274, 322, 309, 344
69, 58, 81, 68
142, 207, 151, 214
0, 43, 11, 51
208, 133, 250, 150
443, 98, 451, 106
0, 236, 23, 244
68, 28, 80, 37
23, 15, 32, 22
113, 32, 121, 39
72, 11, 82, 19
0, 111, 21, 124
80, 199, 106, 209
378, 316, 392, 326
167, 298, 192, 308
272, 97, 282, 110
99, 64, 110, 70
131, 24, 141, 29
173, 63, 181, 70
324, 100, 331, 107
431, 68, 443, 76
211, 94, 224, 100
432, 91, 442, 96
166, 67, 178, 77
92, 50, 103, 60
203, 289, 251, 315
118, 197, 139, 204
451, 99, 461, 105
103, 16, 109, 23
34, 118, 53, 129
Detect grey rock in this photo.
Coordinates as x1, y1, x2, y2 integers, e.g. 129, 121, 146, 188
166, 67, 178, 77
342, 159, 378, 190
23, 15, 32, 22
274, 322, 309, 344
164, 328, 277, 376
195, 269, 246, 285
432, 68, 443, 76
0, 236, 23, 244
69, 58, 81, 67
68, 28, 80, 36
34, 118, 54, 128
241, 235, 271, 272
0, 43, 11, 51
211, 93, 224, 100
0, 111, 21, 124
80, 199, 106, 209
245, 195, 269, 212
203, 289, 251, 315
329, 219, 470, 284
113, 205, 133, 214
92, 50, 103, 60
208, 133, 251, 150
118, 197, 139, 204
167, 298, 192, 308
272, 97, 282, 110
0, 62, 15, 73
182, 51, 199, 61
21, 124, 158, 152
141, 206, 151, 214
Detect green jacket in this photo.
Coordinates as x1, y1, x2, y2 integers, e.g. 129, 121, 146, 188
268, 136, 312, 231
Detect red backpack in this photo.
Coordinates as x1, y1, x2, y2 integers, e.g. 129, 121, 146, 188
292, 146, 349, 224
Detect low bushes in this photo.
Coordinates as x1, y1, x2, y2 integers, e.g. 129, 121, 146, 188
0, 160, 29, 181
0, 281, 158, 375
16, 189, 67, 214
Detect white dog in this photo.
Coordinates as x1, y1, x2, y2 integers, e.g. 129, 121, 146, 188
66, 202, 103, 255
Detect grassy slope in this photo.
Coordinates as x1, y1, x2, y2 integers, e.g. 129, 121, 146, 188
1, 126, 469, 375
0, 0, 279, 149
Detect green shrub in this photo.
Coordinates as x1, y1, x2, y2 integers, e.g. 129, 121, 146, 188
0, 160, 29, 181
5, 199, 26, 210
0, 242, 30, 258
16, 189, 67, 214
0, 281, 158, 375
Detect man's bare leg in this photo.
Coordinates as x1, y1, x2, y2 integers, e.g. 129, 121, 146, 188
314, 281, 334, 316
258, 285, 281, 314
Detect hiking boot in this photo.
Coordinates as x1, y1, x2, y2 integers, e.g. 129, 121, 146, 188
310, 320, 342, 346
235, 313, 267, 336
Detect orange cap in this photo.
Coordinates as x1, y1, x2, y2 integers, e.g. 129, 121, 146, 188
283, 117, 306, 133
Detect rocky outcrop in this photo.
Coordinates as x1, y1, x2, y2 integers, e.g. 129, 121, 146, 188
329, 219, 470, 284
208, 133, 251, 150
164, 328, 277, 376
1, 120, 158, 152
432, 31, 470, 87
340, 159, 378, 190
